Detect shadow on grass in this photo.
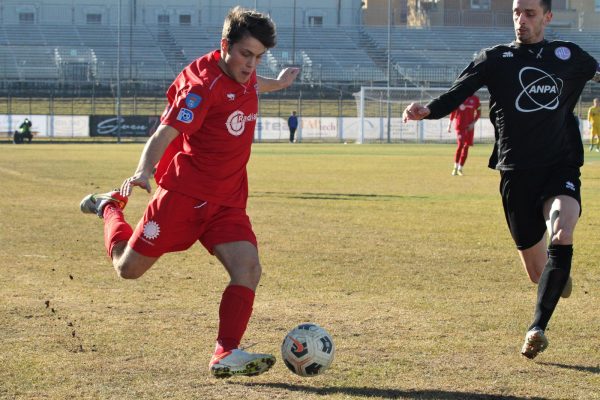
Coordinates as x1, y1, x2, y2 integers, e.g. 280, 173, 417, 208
253, 191, 428, 201
236, 383, 548, 400
540, 362, 600, 374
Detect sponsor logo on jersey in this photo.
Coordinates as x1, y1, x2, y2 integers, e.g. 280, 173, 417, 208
225, 110, 258, 136
143, 221, 160, 240
177, 108, 194, 123
554, 47, 571, 61
227, 93, 236, 101
515, 67, 563, 112
565, 181, 576, 191
185, 93, 202, 109
502, 51, 513, 58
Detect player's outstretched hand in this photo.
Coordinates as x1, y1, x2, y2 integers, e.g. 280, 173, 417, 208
120, 173, 152, 197
402, 103, 430, 122
276, 67, 300, 90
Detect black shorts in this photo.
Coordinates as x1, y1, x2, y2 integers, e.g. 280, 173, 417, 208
499, 165, 581, 250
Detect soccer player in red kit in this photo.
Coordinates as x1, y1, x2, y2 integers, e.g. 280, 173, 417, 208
80, 7, 299, 378
447, 94, 481, 176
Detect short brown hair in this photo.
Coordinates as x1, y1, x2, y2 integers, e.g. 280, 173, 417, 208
222, 7, 276, 49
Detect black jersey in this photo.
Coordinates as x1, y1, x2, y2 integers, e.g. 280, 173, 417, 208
425, 40, 598, 170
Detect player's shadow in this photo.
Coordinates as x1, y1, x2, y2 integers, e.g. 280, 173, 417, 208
252, 191, 427, 201
238, 383, 548, 400
539, 362, 600, 374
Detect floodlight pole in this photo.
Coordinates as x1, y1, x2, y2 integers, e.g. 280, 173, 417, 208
386, 0, 392, 143
292, 0, 297, 64
116, 0, 122, 143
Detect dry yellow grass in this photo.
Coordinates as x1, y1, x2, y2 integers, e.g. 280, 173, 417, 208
1, 143, 599, 399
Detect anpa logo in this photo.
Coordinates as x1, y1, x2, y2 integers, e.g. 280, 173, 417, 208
225, 110, 257, 136
502, 51, 514, 58
515, 67, 563, 112
143, 221, 160, 240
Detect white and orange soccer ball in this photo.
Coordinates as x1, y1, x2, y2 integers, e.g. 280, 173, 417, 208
281, 323, 335, 377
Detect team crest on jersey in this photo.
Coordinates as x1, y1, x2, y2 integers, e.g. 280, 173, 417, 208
177, 108, 194, 123
515, 67, 563, 112
554, 47, 571, 61
226, 110, 257, 136
185, 93, 202, 109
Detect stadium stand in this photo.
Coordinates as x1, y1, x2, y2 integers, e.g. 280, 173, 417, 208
0, 22, 598, 89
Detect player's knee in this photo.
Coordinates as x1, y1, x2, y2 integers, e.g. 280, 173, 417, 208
115, 260, 145, 280
234, 260, 262, 289
247, 261, 262, 288
550, 227, 574, 245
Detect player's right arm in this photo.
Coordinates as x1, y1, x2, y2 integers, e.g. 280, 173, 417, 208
120, 124, 180, 196
404, 50, 489, 123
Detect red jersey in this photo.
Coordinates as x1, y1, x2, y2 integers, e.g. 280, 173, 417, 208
156, 50, 258, 209
449, 95, 481, 132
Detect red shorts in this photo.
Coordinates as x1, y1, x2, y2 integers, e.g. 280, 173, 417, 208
456, 128, 475, 146
129, 187, 257, 257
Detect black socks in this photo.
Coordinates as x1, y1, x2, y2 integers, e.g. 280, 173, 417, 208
529, 244, 572, 331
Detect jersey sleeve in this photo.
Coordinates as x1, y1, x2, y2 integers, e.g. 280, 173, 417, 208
161, 82, 212, 134
425, 50, 488, 119
571, 44, 599, 82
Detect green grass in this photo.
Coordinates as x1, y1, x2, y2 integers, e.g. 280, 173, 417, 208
1, 143, 599, 399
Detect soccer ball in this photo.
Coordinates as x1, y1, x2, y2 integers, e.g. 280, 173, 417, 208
281, 323, 335, 377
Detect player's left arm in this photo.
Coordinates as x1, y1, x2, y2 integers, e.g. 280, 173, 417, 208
257, 67, 300, 93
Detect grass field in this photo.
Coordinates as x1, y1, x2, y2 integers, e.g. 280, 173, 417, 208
1, 143, 599, 400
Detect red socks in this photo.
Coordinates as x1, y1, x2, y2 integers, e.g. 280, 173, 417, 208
215, 285, 255, 354
103, 205, 133, 258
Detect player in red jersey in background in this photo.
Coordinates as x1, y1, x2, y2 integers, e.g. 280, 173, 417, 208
447, 94, 481, 176
80, 7, 299, 378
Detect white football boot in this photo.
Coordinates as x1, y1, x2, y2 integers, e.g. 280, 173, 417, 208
80, 190, 128, 218
521, 328, 548, 359
209, 349, 275, 378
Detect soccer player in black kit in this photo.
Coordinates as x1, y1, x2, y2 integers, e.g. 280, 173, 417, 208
403, 0, 600, 359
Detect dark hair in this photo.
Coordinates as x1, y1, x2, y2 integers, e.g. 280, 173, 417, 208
540, 0, 551, 12
222, 7, 276, 49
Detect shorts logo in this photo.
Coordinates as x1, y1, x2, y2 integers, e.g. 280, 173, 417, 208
177, 108, 194, 123
143, 221, 161, 240
554, 47, 571, 61
185, 94, 202, 109
225, 110, 257, 136
565, 181, 576, 191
